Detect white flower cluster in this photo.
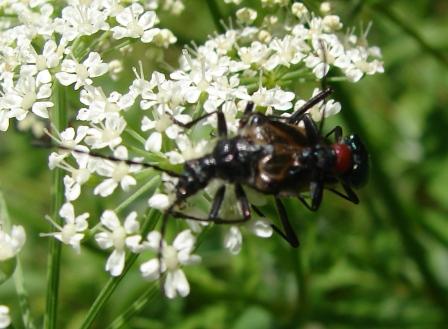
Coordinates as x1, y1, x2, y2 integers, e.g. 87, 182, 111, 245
0, 0, 176, 132
1, 1, 383, 298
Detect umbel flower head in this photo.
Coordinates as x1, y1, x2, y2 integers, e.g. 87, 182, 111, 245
0, 0, 383, 298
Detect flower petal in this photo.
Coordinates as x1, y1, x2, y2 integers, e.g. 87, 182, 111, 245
106, 249, 125, 276
140, 258, 161, 280
100, 210, 121, 230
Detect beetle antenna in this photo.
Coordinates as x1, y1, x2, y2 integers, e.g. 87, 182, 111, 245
32, 140, 181, 177
318, 38, 329, 136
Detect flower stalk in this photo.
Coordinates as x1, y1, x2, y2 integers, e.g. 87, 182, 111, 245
44, 81, 67, 329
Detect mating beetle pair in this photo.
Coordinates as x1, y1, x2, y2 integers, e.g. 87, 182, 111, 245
161, 87, 369, 247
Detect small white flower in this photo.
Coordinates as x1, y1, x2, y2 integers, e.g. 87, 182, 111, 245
264, 35, 307, 70
55, 152, 95, 201
224, 219, 273, 255
148, 193, 172, 211
56, 52, 109, 90
150, 28, 177, 48
141, 109, 187, 152
47, 126, 90, 169
140, 230, 200, 298
21, 39, 65, 77
3, 73, 53, 120
48, 126, 90, 154
111, 3, 160, 43
165, 135, 209, 164
291, 3, 308, 19
344, 47, 384, 82
0, 305, 11, 329
94, 146, 141, 197
0, 225, 26, 261
305, 36, 348, 79
238, 41, 270, 67
236, 8, 257, 25
161, 0, 185, 15
84, 115, 126, 149
95, 210, 143, 276
54, 5, 109, 41
251, 86, 295, 111
78, 86, 127, 123
42, 203, 89, 254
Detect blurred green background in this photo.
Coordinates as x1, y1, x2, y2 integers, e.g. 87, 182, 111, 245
1, 0, 448, 328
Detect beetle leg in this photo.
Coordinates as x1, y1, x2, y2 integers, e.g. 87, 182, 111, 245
273, 198, 300, 247
327, 181, 359, 204
251, 205, 264, 217
168, 111, 218, 129
310, 179, 324, 210
325, 125, 343, 143
209, 185, 226, 219
297, 195, 314, 211
217, 111, 228, 137
235, 184, 251, 219
288, 87, 333, 124
170, 109, 228, 137
243, 101, 255, 116
253, 204, 300, 247
168, 211, 250, 224
298, 178, 324, 211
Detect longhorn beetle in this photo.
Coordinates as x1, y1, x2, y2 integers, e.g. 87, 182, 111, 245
161, 87, 369, 248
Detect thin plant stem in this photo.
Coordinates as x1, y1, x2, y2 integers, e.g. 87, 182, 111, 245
78, 31, 112, 60
125, 128, 146, 146
105, 284, 159, 329
13, 261, 36, 329
79, 209, 160, 329
205, 0, 225, 34
333, 83, 448, 312
0, 192, 36, 329
43, 81, 67, 329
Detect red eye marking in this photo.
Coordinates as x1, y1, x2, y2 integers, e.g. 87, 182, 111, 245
332, 144, 352, 174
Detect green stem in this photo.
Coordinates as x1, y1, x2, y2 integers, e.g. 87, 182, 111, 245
373, 4, 448, 68
44, 81, 67, 329
79, 209, 160, 329
101, 40, 134, 56
114, 176, 160, 214
78, 31, 112, 60
105, 284, 159, 329
333, 83, 448, 312
280, 71, 308, 81
13, 261, 36, 329
124, 128, 146, 146
205, 0, 225, 34
0, 192, 36, 329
